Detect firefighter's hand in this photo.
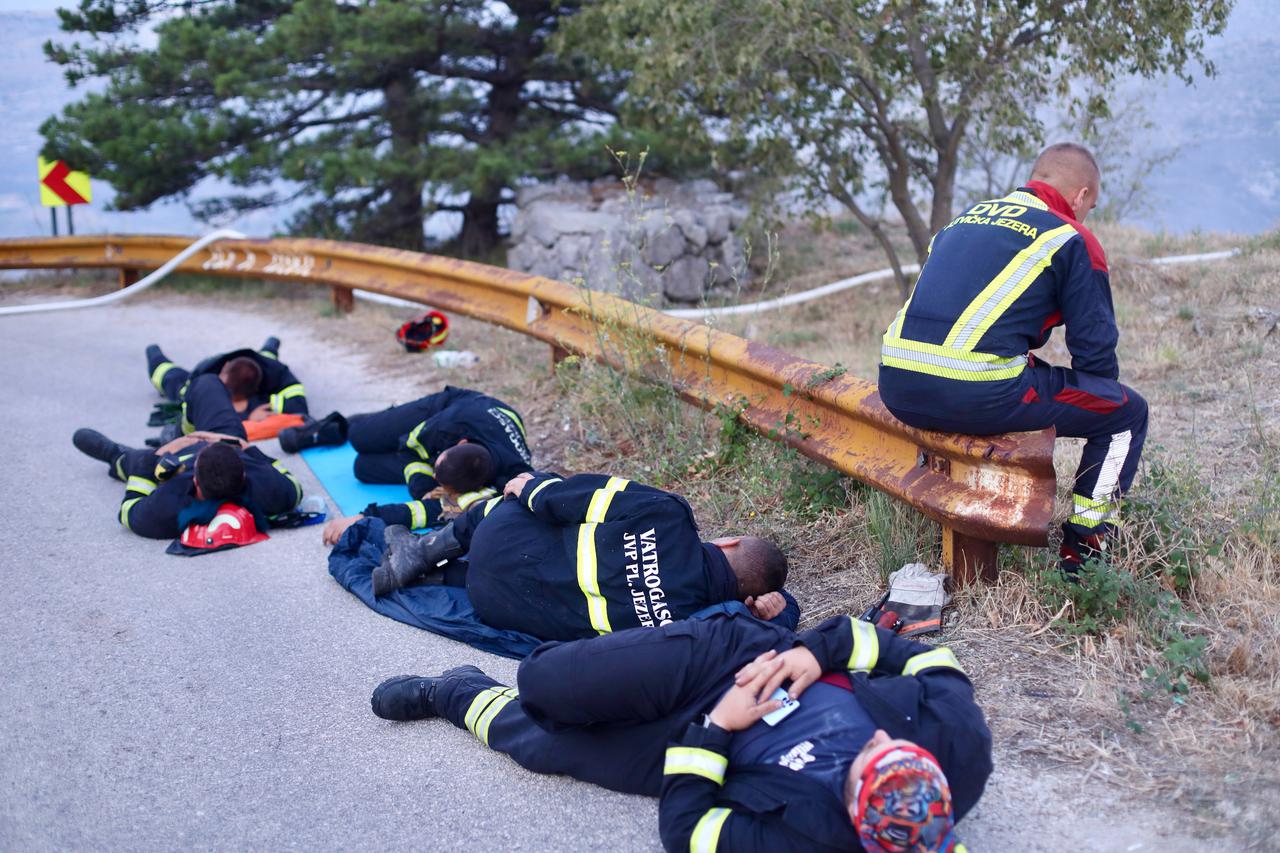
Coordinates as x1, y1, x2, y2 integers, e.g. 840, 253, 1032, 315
745, 592, 786, 621
708, 675, 784, 732
503, 472, 534, 499
247, 404, 273, 422
322, 514, 363, 546
188, 431, 250, 449
733, 646, 821, 702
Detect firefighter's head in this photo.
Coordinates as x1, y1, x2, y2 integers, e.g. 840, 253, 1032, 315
712, 535, 787, 598
845, 730, 961, 852
1030, 142, 1100, 222
218, 356, 263, 400
433, 441, 494, 495
193, 442, 246, 502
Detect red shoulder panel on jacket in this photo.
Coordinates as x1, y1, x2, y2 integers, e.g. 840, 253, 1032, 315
1026, 180, 1109, 272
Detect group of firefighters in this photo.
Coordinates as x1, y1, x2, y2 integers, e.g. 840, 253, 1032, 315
70, 143, 1143, 852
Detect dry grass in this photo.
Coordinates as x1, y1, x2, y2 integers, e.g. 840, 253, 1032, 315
6, 220, 1278, 843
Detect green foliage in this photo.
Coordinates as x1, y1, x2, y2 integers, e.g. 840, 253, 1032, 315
1037, 453, 1227, 700
566, 0, 1233, 293
1121, 454, 1222, 591
863, 491, 937, 582
42, 0, 708, 254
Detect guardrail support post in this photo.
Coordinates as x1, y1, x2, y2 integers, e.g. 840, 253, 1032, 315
942, 527, 998, 585
118, 268, 140, 289
331, 285, 354, 313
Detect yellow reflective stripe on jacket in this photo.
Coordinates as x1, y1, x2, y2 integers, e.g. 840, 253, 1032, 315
575, 478, 630, 635
664, 747, 728, 785
525, 477, 562, 511
457, 487, 497, 510
405, 501, 428, 530
482, 497, 502, 517
576, 523, 613, 634
902, 647, 964, 677
463, 686, 519, 746
847, 617, 880, 673
180, 402, 195, 435
943, 223, 1077, 350
259, 349, 278, 360
126, 475, 157, 496
406, 422, 429, 460
1069, 494, 1119, 529
269, 383, 306, 413
150, 361, 177, 392
496, 406, 527, 439
1004, 190, 1048, 210
119, 497, 143, 530
690, 807, 731, 853
585, 477, 629, 523
403, 461, 434, 483
880, 338, 1028, 381
272, 460, 302, 505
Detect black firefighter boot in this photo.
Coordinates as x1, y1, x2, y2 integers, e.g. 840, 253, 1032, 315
371, 523, 466, 597
72, 428, 127, 477
278, 411, 348, 454
370, 665, 485, 721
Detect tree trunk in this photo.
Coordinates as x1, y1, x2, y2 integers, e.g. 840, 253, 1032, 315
458, 195, 501, 258
378, 72, 426, 252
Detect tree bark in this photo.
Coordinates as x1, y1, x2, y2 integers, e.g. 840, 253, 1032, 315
377, 72, 426, 251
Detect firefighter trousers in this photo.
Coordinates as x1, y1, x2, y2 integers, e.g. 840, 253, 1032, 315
890, 362, 1148, 540
434, 614, 793, 795
347, 394, 456, 484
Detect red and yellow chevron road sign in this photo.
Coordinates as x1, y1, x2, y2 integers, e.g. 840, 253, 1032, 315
38, 157, 92, 207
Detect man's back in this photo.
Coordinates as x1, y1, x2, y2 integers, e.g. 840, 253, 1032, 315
880, 181, 1119, 421
463, 474, 733, 640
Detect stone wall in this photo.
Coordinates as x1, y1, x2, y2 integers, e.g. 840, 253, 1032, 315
507, 178, 750, 304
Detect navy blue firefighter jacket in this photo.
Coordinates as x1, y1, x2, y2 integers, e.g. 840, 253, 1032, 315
362, 388, 533, 529
452, 472, 749, 641
659, 615, 993, 852
879, 180, 1117, 422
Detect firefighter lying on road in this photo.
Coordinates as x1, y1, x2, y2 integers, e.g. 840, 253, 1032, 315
370, 610, 990, 852
878, 142, 1147, 577
71, 373, 302, 540
309, 387, 534, 542
146, 336, 309, 432
368, 471, 792, 639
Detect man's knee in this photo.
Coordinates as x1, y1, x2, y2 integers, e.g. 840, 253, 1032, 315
1123, 385, 1148, 425
352, 452, 394, 484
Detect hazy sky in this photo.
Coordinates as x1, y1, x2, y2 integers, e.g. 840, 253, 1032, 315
2, 0, 1277, 239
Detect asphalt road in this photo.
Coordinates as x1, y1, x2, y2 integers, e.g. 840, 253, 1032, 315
1, 295, 1230, 852
0, 299, 657, 851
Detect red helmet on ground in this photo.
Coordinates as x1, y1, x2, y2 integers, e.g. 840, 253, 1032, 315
396, 310, 450, 351
166, 502, 269, 557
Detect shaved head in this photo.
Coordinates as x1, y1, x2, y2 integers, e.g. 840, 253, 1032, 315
1030, 143, 1101, 221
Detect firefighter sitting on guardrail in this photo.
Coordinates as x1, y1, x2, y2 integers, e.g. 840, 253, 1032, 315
71, 373, 302, 540
145, 336, 309, 433
878, 142, 1148, 579
314, 386, 534, 543
369, 609, 989, 852
366, 470, 794, 638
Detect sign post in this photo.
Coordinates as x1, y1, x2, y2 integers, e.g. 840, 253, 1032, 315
38, 156, 92, 235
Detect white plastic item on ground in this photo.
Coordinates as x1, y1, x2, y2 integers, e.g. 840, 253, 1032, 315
431, 350, 480, 368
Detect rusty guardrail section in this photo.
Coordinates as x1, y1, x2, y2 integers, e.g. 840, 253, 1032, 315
0, 234, 1056, 582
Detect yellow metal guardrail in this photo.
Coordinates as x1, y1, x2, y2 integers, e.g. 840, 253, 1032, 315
0, 234, 1056, 582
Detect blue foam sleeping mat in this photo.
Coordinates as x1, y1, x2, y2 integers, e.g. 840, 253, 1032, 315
299, 442, 413, 518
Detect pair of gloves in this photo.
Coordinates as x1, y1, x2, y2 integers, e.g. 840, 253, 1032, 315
863, 563, 951, 638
